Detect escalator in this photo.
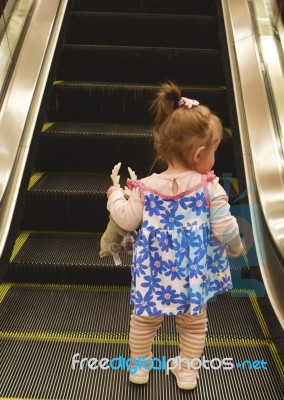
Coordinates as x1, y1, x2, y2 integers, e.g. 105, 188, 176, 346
0, 0, 283, 399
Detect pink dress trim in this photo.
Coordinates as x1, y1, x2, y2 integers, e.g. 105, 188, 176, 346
127, 170, 216, 203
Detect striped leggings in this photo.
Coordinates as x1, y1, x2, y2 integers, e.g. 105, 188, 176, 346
129, 306, 207, 366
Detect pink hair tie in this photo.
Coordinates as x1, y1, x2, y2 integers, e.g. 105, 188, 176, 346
178, 97, 200, 109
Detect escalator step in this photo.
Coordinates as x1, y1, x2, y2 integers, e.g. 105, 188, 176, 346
1, 284, 133, 335
1, 338, 283, 399
37, 123, 154, 174
7, 227, 246, 285
73, 0, 217, 16
36, 123, 235, 176
47, 82, 230, 126
58, 45, 224, 86
7, 232, 131, 284
42, 122, 152, 138
0, 284, 270, 340
66, 13, 220, 49
22, 172, 123, 231
21, 171, 239, 232
22, 172, 111, 231
27, 172, 112, 194
1, 284, 283, 399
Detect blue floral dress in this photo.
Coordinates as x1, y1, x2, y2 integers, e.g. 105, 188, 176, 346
128, 172, 233, 317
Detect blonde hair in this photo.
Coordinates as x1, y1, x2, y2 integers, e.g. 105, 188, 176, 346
150, 82, 223, 169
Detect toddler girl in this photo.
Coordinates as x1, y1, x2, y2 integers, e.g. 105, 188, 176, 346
107, 82, 243, 390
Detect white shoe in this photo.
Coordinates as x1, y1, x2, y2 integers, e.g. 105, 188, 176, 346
129, 366, 151, 384
171, 358, 198, 390
129, 355, 152, 384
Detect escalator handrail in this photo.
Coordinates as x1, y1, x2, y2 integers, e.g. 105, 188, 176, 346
0, 0, 68, 261
221, 0, 284, 327
223, 0, 284, 260
0, 0, 36, 100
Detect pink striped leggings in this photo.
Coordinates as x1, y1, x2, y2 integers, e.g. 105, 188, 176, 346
129, 306, 207, 366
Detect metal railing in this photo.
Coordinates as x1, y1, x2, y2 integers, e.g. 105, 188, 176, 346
0, 0, 36, 99
0, 0, 68, 263
222, 0, 284, 328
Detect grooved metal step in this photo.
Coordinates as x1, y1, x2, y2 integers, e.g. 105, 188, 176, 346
42, 122, 153, 137
1, 284, 283, 400
26, 172, 238, 199
2, 339, 282, 400
22, 172, 111, 231
29, 172, 112, 194
0, 284, 270, 339
36, 123, 154, 174
73, 0, 217, 16
21, 171, 239, 232
7, 232, 131, 284
58, 45, 224, 85
47, 82, 230, 125
36, 123, 234, 175
7, 229, 248, 285
67, 12, 219, 49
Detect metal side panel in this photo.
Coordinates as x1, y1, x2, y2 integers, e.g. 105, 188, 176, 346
0, 0, 69, 264
221, 0, 284, 329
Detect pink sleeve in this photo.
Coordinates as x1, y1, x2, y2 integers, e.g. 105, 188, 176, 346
107, 186, 143, 231
208, 179, 242, 247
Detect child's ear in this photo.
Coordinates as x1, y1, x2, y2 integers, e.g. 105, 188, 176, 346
193, 146, 206, 164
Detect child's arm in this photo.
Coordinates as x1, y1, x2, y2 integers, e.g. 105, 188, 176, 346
107, 186, 143, 231
226, 243, 244, 257
223, 230, 244, 257
107, 186, 121, 199
209, 180, 244, 257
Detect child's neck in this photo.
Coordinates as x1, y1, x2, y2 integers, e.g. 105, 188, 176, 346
163, 162, 193, 175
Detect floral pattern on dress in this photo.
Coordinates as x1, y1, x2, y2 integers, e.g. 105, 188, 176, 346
129, 173, 233, 316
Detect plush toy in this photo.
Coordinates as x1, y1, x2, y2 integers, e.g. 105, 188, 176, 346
100, 163, 138, 265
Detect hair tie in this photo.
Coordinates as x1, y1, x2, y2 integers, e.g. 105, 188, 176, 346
178, 97, 200, 109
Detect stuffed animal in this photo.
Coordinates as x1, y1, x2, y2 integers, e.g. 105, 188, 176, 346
100, 163, 138, 265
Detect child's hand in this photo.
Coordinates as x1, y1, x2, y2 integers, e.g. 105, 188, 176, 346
107, 186, 121, 198
226, 243, 244, 258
